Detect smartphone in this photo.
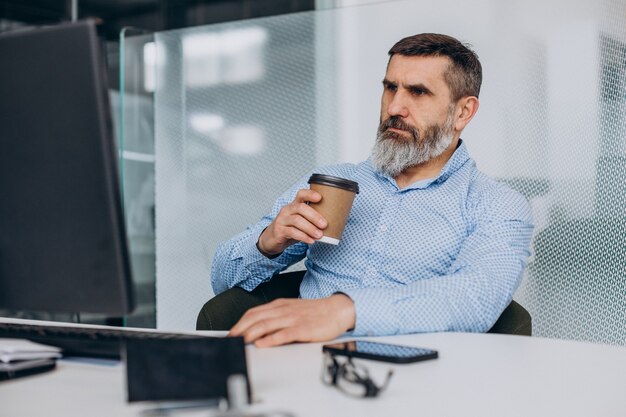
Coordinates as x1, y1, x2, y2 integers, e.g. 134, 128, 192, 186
322, 341, 438, 364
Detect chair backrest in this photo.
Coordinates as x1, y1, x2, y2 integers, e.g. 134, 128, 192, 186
488, 301, 531, 336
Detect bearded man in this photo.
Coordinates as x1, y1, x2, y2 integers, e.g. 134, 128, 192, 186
210, 33, 534, 347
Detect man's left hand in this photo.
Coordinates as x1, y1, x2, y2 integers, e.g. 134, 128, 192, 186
228, 294, 356, 348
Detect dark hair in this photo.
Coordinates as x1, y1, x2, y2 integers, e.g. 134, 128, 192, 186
388, 33, 482, 100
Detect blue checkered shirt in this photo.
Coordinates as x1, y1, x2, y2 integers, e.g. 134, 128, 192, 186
211, 141, 534, 336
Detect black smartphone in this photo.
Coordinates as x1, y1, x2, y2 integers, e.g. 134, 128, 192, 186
322, 341, 438, 364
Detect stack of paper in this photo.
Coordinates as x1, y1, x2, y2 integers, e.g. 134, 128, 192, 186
0, 339, 61, 381
1, 339, 61, 362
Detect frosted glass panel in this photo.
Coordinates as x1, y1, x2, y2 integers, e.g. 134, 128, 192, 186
154, 0, 625, 346
155, 13, 332, 329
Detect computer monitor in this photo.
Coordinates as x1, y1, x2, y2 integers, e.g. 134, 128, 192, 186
0, 21, 136, 315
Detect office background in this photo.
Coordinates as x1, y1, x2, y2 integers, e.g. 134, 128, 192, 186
1, 0, 624, 346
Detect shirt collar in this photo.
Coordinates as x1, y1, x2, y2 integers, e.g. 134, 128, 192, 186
433, 139, 470, 184
367, 139, 470, 191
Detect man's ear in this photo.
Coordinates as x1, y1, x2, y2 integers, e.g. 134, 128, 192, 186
454, 96, 479, 131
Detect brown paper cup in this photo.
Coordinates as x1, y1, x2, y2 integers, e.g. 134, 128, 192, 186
308, 174, 359, 245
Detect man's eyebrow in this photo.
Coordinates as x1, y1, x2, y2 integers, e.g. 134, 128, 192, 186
405, 83, 434, 96
382, 79, 434, 95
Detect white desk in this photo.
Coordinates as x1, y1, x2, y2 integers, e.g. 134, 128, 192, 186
2, 332, 625, 417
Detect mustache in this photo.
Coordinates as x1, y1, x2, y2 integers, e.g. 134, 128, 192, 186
381, 116, 414, 131
378, 116, 419, 142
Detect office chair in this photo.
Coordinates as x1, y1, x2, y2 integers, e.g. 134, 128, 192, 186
197, 270, 532, 336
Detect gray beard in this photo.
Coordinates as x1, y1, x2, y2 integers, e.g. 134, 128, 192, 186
371, 110, 455, 178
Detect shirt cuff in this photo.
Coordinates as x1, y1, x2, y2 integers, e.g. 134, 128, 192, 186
231, 229, 291, 291
339, 287, 400, 337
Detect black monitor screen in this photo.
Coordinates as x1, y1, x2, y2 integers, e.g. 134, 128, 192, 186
0, 21, 135, 315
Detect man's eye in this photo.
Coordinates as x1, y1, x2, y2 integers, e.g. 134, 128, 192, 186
410, 88, 425, 96
385, 84, 397, 92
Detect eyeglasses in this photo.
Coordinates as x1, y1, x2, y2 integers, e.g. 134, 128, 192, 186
321, 352, 393, 398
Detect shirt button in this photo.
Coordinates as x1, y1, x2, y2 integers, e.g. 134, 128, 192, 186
366, 266, 376, 276
379, 224, 388, 232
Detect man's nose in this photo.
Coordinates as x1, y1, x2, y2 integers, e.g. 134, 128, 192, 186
386, 92, 409, 118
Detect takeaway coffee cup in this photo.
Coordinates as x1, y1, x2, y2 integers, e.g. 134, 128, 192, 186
308, 174, 359, 245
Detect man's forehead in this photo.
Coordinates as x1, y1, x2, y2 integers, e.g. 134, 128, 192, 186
384, 54, 450, 88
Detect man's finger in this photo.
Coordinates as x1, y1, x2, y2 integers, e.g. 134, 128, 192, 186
254, 327, 302, 348
292, 203, 327, 230
294, 189, 322, 204
289, 217, 323, 241
228, 300, 290, 336
240, 315, 295, 344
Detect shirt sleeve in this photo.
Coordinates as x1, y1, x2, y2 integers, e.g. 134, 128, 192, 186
341, 187, 534, 336
210, 175, 311, 295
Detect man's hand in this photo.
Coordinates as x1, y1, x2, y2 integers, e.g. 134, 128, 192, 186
257, 189, 328, 257
228, 294, 356, 348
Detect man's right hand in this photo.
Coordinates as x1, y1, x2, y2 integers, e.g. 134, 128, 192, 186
256, 189, 328, 257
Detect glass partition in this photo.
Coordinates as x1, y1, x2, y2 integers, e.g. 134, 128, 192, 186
125, 0, 624, 345
116, 29, 156, 327
153, 9, 336, 330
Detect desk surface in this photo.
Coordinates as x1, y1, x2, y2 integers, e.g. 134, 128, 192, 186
1, 331, 625, 417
